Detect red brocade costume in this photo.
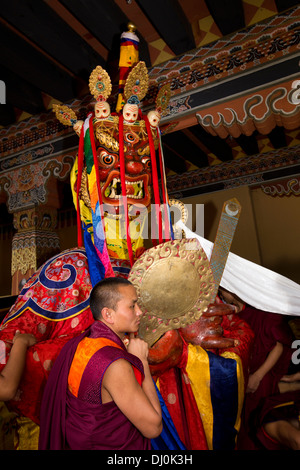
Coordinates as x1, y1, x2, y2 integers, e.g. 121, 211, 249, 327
0, 249, 133, 426
149, 312, 254, 450
0, 248, 95, 424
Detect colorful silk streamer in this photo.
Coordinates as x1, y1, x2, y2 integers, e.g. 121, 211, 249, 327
143, 114, 163, 244
73, 115, 114, 284
118, 114, 134, 266
185, 344, 244, 450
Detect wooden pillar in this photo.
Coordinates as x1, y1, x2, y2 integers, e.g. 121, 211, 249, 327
11, 206, 60, 295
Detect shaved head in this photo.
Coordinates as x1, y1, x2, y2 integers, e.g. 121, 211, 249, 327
89, 277, 133, 320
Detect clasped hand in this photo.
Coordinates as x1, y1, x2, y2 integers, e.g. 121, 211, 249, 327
127, 333, 149, 363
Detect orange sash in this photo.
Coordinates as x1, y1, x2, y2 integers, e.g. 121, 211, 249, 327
68, 337, 142, 398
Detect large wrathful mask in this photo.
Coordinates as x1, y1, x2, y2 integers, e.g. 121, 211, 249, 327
53, 62, 171, 266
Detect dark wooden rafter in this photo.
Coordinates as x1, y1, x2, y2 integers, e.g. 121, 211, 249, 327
0, 21, 77, 103
135, 0, 196, 55
45, 0, 110, 61
60, 0, 151, 68
274, 0, 300, 12
234, 133, 259, 156
60, 0, 129, 51
1, 65, 45, 116
0, 105, 17, 128
162, 130, 209, 169
0, 0, 105, 79
205, 0, 245, 36
189, 125, 233, 162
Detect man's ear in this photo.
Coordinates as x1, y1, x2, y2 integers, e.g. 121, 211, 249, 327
101, 307, 114, 324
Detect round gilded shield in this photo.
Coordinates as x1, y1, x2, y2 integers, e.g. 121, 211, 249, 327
128, 238, 215, 346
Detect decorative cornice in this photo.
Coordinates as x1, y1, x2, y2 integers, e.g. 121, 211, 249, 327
166, 143, 300, 197
1, 7, 299, 156
259, 176, 300, 197
0, 97, 92, 158
0, 133, 78, 173
196, 78, 300, 138
0, 154, 75, 213
146, 6, 300, 106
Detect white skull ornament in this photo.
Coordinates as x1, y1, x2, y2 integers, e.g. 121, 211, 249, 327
123, 103, 139, 124
147, 110, 161, 128
73, 120, 84, 136
94, 101, 111, 120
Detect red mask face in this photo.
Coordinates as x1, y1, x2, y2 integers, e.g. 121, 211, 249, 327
94, 119, 155, 214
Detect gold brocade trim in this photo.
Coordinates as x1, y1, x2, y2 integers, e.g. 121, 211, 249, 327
80, 167, 91, 209
185, 344, 214, 450
0, 405, 40, 450
273, 401, 294, 409
0, 402, 16, 450
14, 417, 39, 450
220, 351, 245, 434
11, 246, 37, 276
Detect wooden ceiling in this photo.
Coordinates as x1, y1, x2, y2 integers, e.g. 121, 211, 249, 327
0, 0, 299, 176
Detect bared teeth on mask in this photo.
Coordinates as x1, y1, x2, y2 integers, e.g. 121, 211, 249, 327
105, 178, 145, 199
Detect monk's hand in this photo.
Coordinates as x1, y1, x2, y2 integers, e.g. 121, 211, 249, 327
127, 333, 149, 363
280, 372, 300, 383
13, 333, 36, 347
246, 372, 261, 393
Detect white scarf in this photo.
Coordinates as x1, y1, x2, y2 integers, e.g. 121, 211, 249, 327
176, 219, 300, 316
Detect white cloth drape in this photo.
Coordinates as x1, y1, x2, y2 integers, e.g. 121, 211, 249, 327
176, 219, 300, 316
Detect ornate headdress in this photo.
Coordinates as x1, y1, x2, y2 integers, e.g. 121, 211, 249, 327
155, 83, 171, 116
52, 104, 78, 127
124, 61, 149, 105
89, 65, 112, 102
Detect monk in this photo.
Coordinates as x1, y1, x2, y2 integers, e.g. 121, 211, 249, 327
255, 390, 300, 450
39, 277, 162, 450
219, 287, 293, 449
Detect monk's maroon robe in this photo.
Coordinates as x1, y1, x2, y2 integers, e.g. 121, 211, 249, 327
256, 390, 300, 449
237, 305, 293, 449
39, 321, 151, 450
